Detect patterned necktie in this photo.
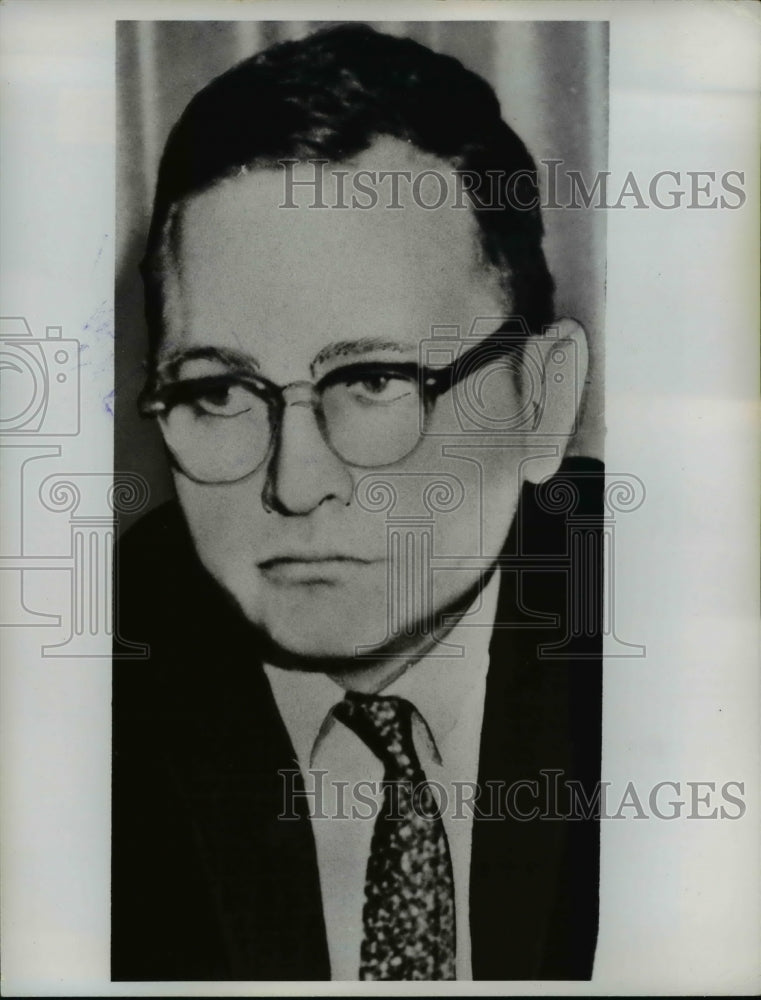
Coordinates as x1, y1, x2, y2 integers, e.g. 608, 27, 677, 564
333, 692, 456, 981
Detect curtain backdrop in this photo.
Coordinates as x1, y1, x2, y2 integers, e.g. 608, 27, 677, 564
116, 20, 607, 529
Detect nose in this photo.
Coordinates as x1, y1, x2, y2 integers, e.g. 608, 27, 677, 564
263, 394, 354, 515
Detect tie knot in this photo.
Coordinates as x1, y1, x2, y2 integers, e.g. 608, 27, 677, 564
333, 693, 420, 777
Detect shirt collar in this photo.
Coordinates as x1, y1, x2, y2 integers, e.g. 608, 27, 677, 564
382, 569, 499, 758
262, 663, 343, 775
263, 569, 501, 772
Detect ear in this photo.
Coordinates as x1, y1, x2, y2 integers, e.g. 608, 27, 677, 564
520, 317, 589, 484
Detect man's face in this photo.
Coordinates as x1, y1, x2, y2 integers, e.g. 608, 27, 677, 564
157, 139, 547, 663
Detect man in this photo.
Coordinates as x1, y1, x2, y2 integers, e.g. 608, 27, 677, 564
112, 23, 603, 982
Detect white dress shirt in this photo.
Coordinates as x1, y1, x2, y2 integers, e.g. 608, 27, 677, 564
264, 571, 500, 981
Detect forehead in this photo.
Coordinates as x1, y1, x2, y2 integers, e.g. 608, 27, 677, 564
160, 138, 504, 376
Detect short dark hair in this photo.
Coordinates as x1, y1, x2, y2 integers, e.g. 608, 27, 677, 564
142, 23, 554, 362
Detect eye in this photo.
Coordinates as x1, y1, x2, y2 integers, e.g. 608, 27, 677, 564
190, 382, 255, 418
343, 372, 415, 405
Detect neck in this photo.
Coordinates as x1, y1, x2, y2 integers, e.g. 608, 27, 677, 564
327, 635, 440, 695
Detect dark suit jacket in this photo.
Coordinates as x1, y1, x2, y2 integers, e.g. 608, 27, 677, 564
111, 456, 603, 981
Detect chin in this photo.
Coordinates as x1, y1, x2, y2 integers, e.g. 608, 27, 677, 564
232, 582, 393, 665
267, 615, 376, 661
212, 560, 488, 667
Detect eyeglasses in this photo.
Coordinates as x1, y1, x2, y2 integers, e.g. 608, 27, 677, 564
138, 325, 526, 484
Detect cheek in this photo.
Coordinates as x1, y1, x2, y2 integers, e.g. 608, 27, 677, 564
174, 474, 270, 568
383, 434, 525, 560
479, 462, 523, 552
441, 460, 522, 556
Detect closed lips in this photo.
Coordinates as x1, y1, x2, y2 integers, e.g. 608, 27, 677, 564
258, 554, 376, 567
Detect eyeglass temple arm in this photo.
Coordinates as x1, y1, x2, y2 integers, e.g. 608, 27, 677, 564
422, 325, 526, 394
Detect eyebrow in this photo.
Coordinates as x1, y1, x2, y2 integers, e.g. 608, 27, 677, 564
310, 338, 418, 377
156, 346, 261, 380
156, 338, 419, 382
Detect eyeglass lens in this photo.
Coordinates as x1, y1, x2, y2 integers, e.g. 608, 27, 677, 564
160, 374, 426, 482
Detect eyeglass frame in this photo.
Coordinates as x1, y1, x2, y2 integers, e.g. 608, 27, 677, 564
138, 322, 529, 483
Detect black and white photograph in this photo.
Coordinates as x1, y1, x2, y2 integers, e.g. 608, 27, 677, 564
0, 1, 759, 995
113, 20, 606, 982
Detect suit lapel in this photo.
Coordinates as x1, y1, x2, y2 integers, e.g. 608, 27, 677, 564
470, 463, 602, 980
470, 576, 570, 979
159, 577, 331, 980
